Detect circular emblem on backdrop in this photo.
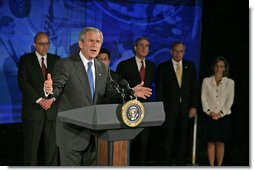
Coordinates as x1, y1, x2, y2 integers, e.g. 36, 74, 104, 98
94, 1, 188, 25
121, 100, 145, 127
9, 0, 31, 18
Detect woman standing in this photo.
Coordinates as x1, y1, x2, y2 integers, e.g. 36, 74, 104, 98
201, 56, 234, 166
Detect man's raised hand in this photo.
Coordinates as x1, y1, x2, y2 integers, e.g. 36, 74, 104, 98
133, 81, 152, 99
44, 73, 53, 94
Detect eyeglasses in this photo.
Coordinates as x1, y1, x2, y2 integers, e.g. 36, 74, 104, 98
36, 42, 50, 47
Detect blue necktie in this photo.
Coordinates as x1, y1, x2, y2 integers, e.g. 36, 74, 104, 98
87, 62, 94, 99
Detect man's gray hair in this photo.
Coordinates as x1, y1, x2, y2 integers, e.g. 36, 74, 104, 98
78, 27, 103, 43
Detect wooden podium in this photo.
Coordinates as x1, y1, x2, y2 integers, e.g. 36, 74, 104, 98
58, 102, 165, 166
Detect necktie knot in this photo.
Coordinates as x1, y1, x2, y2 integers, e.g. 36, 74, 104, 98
88, 61, 93, 68
176, 63, 180, 69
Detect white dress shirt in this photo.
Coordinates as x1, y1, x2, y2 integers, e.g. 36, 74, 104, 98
135, 56, 146, 71
201, 76, 234, 116
35, 51, 48, 68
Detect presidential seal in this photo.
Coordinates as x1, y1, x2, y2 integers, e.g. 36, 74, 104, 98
121, 100, 145, 127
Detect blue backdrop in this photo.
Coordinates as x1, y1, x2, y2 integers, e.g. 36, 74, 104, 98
0, 0, 202, 124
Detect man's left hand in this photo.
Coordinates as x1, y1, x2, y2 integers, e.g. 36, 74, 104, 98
39, 98, 54, 110
133, 81, 152, 99
189, 107, 197, 118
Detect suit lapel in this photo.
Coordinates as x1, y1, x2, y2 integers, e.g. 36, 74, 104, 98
144, 61, 152, 85
31, 53, 44, 83
182, 60, 187, 88
131, 58, 142, 82
73, 55, 93, 104
94, 59, 104, 104
169, 60, 179, 87
46, 54, 54, 73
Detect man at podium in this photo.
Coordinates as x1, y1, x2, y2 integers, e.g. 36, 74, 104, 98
43, 27, 152, 166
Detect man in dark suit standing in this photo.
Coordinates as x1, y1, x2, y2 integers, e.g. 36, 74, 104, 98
156, 41, 197, 166
18, 32, 60, 165
43, 27, 152, 166
96, 48, 122, 104
116, 37, 156, 166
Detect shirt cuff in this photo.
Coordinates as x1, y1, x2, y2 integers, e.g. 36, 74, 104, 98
36, 97, 42, 103
206, 109, 211, 115
219, 111, 224, 117
44, 87, 53, 97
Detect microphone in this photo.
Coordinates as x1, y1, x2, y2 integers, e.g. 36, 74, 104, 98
118, 79, 136, 100
109, 80, 127, 103
110, 80, 121, 94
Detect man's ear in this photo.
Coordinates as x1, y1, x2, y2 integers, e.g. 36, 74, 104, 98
134, 46, 137, 52
78, 40, 83, 48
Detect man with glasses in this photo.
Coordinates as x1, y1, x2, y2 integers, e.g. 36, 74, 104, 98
18, 32, 60, 165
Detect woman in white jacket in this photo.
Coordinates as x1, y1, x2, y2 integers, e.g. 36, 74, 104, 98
201, 56, 234, 166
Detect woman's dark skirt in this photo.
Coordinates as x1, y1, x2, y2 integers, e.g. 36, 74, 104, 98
201, 113, 232, 143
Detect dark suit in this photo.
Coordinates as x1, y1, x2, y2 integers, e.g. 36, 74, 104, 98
156, 59, 197, 165
110, 69, 122, 82
18, 52, 60, 165
116, 57, 156, 165
52, 53, 115, 165
116, 57, 155, 102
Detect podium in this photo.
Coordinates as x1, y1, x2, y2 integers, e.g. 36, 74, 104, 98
58, 102, 165, 166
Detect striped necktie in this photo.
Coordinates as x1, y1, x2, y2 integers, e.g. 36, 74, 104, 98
87, 61, 94, 99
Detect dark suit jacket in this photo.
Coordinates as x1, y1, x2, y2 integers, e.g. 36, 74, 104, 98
156, 59, 197, 120
110, 69, 122, 82
116, 57, 156, 102
18, 52, 60, 121
52, 54, 114, 151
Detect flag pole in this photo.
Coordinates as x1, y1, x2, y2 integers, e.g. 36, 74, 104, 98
192, 114, 198, 165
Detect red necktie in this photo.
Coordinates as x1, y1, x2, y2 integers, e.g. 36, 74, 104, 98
41, 57, 47, 80
140, 60, 145, 81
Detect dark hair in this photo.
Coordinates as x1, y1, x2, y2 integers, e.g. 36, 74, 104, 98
212, 56, 230, 77
99, 48, 111, 59
171, 41, 185, 50
34, 32, 49, 43
134, 37, 149, 46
